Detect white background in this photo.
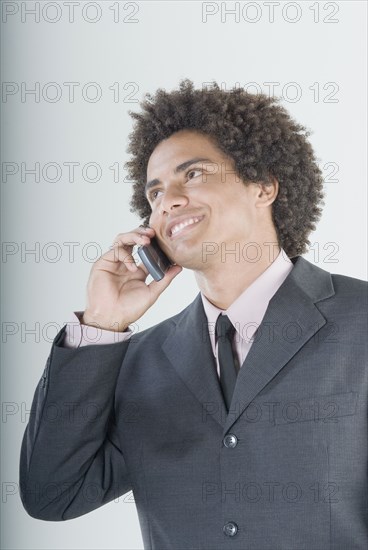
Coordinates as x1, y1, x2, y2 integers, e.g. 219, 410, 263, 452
1, 1, 367, 548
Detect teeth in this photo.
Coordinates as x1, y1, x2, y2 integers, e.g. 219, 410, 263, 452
171, 217, 201, 236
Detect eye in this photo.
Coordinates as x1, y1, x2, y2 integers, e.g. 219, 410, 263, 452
148, 189, 162, 202
186, 168, 202, 180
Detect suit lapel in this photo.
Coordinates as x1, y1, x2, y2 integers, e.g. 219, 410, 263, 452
223, 256, 335, 434
162, 293, 228, 429
162, 256, 335, 435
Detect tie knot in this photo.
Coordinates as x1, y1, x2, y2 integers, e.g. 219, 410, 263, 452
215, 314, 235, 341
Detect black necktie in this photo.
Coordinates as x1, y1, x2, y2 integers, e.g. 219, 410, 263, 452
215, 314, 238, 411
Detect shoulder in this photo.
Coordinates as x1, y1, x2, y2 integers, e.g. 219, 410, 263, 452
129, 296, 199, 345
330, 272, 367, 308
331, 272, 367, 291
292, 255, 367, 311
315, 271, 368, 325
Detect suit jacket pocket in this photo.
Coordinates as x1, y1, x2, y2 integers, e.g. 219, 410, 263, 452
274, 391, 358, 425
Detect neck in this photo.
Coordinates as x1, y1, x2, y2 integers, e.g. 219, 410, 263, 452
194, 241, 281, 309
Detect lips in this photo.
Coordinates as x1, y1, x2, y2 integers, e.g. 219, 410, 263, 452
167, 215, 204, 238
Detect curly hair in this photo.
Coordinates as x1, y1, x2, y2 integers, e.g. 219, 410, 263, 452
125, 79, 325, 258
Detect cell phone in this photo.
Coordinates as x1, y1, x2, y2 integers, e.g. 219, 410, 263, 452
137, 237, 174, 281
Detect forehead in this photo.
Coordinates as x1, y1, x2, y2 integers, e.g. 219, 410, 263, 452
146, 130, 225, 175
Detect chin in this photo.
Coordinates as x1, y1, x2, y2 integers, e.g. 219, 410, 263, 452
167, 246, 191, 266
168, 231, 217, 267
172, 251, 204, 271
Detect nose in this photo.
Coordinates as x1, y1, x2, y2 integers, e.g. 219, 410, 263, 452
159, 185, 189, 214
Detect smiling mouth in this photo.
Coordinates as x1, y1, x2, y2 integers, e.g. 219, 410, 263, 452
169, 216, 204, 238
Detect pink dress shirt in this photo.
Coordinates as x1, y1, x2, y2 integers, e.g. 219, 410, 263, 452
63, 248, 294, 377
200, 248, 293, 376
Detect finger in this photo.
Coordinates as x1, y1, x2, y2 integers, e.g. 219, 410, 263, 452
96, 243, 140, 273
100, 233, 150, 263
138, 225, 156, 235
112, 226, 155, 248
147, 264, 183, 302
136, 259, 150, 277
93, 228, 156, 274
111, 234, 150, 251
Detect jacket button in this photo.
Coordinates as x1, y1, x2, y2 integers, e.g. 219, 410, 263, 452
223, 434, 238, 448
223, 521, 238, 537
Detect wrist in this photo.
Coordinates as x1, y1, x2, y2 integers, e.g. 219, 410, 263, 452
81, 311, 130, 333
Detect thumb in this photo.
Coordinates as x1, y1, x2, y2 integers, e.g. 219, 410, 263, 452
147, 264, 183, 302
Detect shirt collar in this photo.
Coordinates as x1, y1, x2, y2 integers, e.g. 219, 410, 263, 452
200, 248, 294, 356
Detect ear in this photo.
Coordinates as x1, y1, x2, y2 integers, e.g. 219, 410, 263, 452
254, 176, 279, 207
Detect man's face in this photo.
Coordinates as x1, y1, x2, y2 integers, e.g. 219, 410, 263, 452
146, 130, 270, 270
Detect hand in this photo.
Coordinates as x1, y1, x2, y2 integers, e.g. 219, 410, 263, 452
82, 226, 182, 331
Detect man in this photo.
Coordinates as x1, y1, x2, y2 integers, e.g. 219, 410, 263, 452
20, 79, 367, 549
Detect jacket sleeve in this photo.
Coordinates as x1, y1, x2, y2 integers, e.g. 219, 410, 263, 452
19, 325, 132, 521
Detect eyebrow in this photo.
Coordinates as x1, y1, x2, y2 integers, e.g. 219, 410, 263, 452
145, 157, 214, 196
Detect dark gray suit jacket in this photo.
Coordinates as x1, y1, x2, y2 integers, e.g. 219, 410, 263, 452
20, 256, 368, 549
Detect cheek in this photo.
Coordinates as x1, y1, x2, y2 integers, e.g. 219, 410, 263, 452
148, 209, 159, 228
